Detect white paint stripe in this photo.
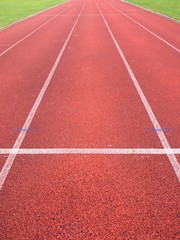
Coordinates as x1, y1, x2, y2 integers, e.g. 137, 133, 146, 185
0, 148, 180, 155
0, 1, 70, 31
55, 13, 125, 15
0, 1, 87, 191
121, 0, 179, 23
96, 0, 180, 181
106, 1, 180, 53
0, 4, 73, 57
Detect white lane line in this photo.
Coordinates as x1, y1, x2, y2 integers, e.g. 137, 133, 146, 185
106, 1, 180, 53
0, 1, 70, 31
96, 0, 180, 181
0, 4, 73, 57
121, 0, 179, 23
0, 0, 87, 191
0, 148, 180, 154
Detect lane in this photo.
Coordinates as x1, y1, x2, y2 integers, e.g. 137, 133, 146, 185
108, 0, 180, 50
0, 1, 73, 54
0, 0, 87, 189
97, 0, 180, 151
0, 0, 84, 149
120, 0, 179, 22
0, 0, 179, 239
0, 4, 74, 57
20, 0, 161, 150
0, 1, 70, 31
106, 2, 179, 53
0, 154, 179, 239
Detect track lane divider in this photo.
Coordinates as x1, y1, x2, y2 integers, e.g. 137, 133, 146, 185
0, 0, 87, 191
121, 0, 179, 23
105, 1, 180, 53
0, 148, 180, 154
0, 4, 73, 57
96, 0, 180, 181
0, 0, 70, 31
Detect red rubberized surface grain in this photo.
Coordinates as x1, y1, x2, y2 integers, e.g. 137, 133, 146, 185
0, 158, 6, 172
0, 155, 179, 239
20, 0, 162, 149
0, 1, 82, 148
108, 0, 180, 48
0, 2, 71, 52
0, 0, 179, 239
97, 0, 180, 148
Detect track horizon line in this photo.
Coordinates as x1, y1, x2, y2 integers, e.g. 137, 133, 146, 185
0, 148, 180, 154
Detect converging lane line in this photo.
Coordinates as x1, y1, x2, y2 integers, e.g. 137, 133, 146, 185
0, 148, 180, 154
95, 0, 180, 181
106, 1, 180, 53
0, 0, 70, 31
0, 4, 73, 57
121, 0, 179, 23
0, 0, 87, 191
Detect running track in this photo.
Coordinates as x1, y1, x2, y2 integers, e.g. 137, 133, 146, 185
0, 0, 180, 239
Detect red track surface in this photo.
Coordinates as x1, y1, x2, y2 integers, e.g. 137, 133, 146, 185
0, 0, 180, 239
